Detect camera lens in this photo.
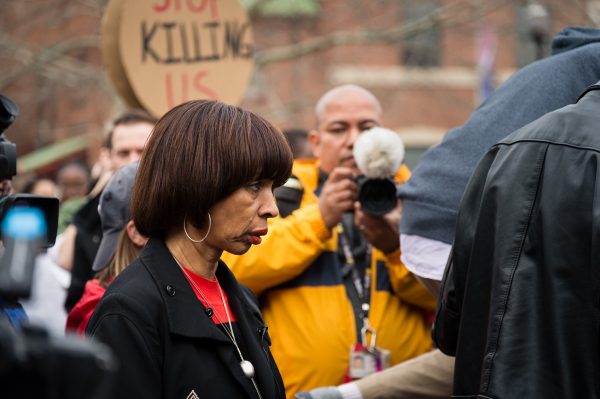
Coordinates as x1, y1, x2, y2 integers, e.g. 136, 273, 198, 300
357, 177, 397, 216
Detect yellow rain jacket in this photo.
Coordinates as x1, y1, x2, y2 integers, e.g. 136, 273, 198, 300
223, 159, 436, 398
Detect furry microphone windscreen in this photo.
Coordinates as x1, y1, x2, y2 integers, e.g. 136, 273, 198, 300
353, 127, 405, 178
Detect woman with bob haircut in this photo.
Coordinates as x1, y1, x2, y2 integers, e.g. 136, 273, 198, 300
87, 100, 292, 399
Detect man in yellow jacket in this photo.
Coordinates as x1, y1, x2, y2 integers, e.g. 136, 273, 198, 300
223, 84, 435, 398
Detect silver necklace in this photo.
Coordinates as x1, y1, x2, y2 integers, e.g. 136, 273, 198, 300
173, 257, 263, 399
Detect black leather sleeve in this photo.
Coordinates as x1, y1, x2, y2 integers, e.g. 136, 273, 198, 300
432, 253, 460, 355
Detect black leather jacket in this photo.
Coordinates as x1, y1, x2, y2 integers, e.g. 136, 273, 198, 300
434, 83, 600, 398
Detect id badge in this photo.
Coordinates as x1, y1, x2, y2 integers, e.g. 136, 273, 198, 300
376, 348, 391, 370
345, 344, 392, 381
347, 343, 378, 379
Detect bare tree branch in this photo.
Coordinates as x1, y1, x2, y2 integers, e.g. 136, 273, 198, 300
10, 0, 99, 36
254, 1, 502, 67
0, 31, 111, 95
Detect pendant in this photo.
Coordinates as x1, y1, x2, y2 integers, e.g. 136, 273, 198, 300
240, 359, 255, 378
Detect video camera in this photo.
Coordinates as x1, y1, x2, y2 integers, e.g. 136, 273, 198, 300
353, 127, 406, 216
0, 94, 116, 398
0, 95, 58, 249
0, 95, 58, 300
356, 175, 398, 216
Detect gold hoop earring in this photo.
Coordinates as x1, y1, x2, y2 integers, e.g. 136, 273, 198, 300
183, 213, 212, 243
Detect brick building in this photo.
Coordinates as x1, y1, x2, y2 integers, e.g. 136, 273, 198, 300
0, 0, 596, 178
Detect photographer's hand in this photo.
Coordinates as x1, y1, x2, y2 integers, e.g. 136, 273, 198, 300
318, 167, 358, 230
0, 179, 12, 197
354, 200, 400, 254
383, 199, 402, 236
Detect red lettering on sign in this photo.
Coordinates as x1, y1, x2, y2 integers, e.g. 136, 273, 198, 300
153, 0, 218, 17
165, 72, 175, 109
153, 0, 177, 12
165, 71, 218, 109
193, 71, 218, 100
187, 0, 218, 18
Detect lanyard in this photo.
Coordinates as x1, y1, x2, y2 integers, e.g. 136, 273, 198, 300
339, 231, 371, 303
338, 224, 372, 323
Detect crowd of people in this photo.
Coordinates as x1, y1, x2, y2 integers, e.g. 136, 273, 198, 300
3, 25, 600, 399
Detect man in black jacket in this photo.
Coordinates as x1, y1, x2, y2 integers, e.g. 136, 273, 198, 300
434, 83, 600, 398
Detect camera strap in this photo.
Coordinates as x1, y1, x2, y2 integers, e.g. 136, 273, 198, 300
315, 171, 374, 342
338, 214, 372, 344
338, 219, 392, 381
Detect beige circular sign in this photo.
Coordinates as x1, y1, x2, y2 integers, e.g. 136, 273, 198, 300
102, 0, 144, 110
111, 0, 254, 117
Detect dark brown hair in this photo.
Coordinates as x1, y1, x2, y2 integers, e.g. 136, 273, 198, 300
131, 100, 293, 238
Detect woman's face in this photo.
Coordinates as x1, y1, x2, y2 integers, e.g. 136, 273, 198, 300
207, 179, 279, 255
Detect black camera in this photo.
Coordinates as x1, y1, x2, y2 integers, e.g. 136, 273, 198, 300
0, 307, 117, 399
352, 126, 405, 217
357, 176, 398, 216
0, 95, 58, 248
0, 95, 59, 301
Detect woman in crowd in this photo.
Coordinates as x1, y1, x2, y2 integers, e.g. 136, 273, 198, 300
66, 161, 146, 334
87, 100, 291, 399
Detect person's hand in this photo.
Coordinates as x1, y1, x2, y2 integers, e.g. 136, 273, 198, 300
354, 200, 400, 254
57, 224, 77, 271
318, 167, 358, 230
382, 198, 402, 236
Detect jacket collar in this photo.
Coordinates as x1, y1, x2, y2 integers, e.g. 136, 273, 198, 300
577, 82, 600, 102
139, 238, 231, 342
139, 238, 271, 398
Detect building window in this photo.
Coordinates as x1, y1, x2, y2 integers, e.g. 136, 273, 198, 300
402, 0, 440, 68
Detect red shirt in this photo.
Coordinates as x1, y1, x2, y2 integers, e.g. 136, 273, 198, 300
180, 265, 237, 324
66, 278, 107, 335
